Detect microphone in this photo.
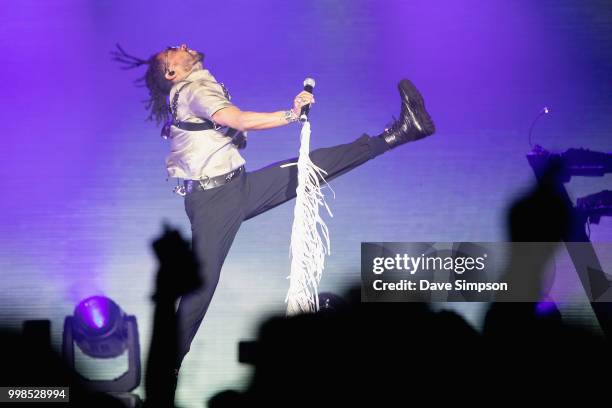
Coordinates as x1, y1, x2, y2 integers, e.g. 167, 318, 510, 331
528, 106, 551, 147
300, 77, 316, 122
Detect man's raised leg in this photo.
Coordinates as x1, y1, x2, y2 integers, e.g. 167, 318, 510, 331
243, 134, 388, 220
243, 79, 435, 220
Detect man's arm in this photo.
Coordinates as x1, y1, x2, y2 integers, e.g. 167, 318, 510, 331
212, 90, 314, 132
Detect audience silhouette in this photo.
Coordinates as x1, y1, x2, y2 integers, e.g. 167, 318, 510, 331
0, 161, 609, 407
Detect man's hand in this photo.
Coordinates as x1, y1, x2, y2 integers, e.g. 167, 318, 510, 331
211, 90, 316, 132
291, 90, 315, 117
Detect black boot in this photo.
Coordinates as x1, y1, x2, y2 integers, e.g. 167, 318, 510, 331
377, 79, 435, 148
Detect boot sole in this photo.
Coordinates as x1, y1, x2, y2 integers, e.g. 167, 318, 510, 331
398, 79, 436, 137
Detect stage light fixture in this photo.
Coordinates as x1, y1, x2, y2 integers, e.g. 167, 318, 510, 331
62, 295, 141, 396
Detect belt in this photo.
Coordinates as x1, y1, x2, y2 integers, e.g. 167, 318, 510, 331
183, 165, 245, 194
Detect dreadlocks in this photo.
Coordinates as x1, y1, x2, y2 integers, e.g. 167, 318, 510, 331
111, 43, 171, 126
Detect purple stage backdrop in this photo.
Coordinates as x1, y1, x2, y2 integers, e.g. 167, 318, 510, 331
1, 1, 611, 406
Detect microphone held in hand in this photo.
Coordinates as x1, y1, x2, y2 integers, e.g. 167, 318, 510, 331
299, 77, 316, 122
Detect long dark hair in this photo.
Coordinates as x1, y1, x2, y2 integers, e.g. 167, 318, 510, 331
111, 44, 171, 126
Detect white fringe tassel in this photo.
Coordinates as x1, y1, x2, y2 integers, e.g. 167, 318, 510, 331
284, 121, 334, 315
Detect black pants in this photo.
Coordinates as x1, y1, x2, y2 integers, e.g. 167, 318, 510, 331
176, 134, 389, 367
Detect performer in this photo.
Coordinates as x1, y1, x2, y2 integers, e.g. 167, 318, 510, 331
114, 43, 435, 375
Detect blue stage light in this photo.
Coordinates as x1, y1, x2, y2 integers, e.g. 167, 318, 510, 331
72, 296, 127, 358
62, 296, 141, 394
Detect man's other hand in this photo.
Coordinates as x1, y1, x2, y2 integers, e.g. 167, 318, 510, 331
292, 90, 315, 117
